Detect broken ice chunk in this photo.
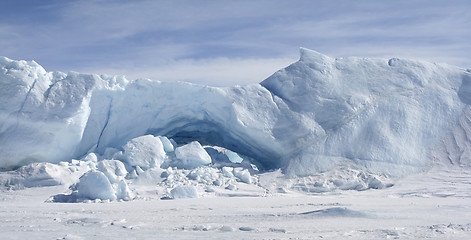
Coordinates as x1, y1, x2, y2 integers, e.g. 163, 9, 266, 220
158, 136, 175, 153
173, 141, 211, 169
97, 159, 127, 184
118, 135, 167, 169
233, 168, 252, 184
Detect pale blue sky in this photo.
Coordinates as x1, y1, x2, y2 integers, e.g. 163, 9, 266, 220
1, 0, 470, 86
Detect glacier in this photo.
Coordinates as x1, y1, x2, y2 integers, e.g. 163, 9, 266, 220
1, 48, 470, 180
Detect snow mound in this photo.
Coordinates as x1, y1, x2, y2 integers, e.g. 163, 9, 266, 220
51, 166, 134, 202
169, 185, 199, 199
259, 166, 393, 195
76, 171, 117, 201
0, 161, 90, 189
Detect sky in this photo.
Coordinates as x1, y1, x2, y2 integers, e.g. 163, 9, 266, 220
0, 0, 470, 86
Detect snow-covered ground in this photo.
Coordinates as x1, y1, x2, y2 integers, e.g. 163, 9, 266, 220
1, 168, 470, 239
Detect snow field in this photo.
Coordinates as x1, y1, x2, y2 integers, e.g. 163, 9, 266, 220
1, 168, 470, 239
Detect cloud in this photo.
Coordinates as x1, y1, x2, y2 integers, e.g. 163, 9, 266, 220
81, 57, 296, 87
0, 0, 469, 86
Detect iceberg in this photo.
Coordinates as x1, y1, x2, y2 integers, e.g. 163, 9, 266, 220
0, 48, 470, 180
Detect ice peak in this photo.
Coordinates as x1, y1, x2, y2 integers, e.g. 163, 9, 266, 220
299, 47, 332, 63
0, 56, 46, 74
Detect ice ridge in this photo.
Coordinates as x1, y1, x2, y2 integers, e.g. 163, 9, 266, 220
0, 49, 470, 178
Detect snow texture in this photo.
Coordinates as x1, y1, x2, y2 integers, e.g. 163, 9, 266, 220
1, 49, 470, 179
2, 168, 471, 239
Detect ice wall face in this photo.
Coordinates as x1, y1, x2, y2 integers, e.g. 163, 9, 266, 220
0, 56, 128, 169
432, 106, 471, 168
262, 48, 470, 176
1, 49, 470, 178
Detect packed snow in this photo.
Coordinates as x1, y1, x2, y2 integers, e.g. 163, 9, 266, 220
1, 48, 471, 239
1, 168, 470, 239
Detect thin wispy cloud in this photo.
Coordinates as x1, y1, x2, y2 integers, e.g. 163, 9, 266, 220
0, 0, 469, 86
82, 57, 294, 87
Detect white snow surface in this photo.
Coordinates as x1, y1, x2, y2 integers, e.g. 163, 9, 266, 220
0, 49, 470, 177
1, 168, 471, 239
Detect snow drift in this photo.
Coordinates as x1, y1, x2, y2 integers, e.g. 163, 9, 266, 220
1, 49, 470, 180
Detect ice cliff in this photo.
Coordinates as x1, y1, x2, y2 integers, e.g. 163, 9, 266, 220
1, 48, 470, 178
